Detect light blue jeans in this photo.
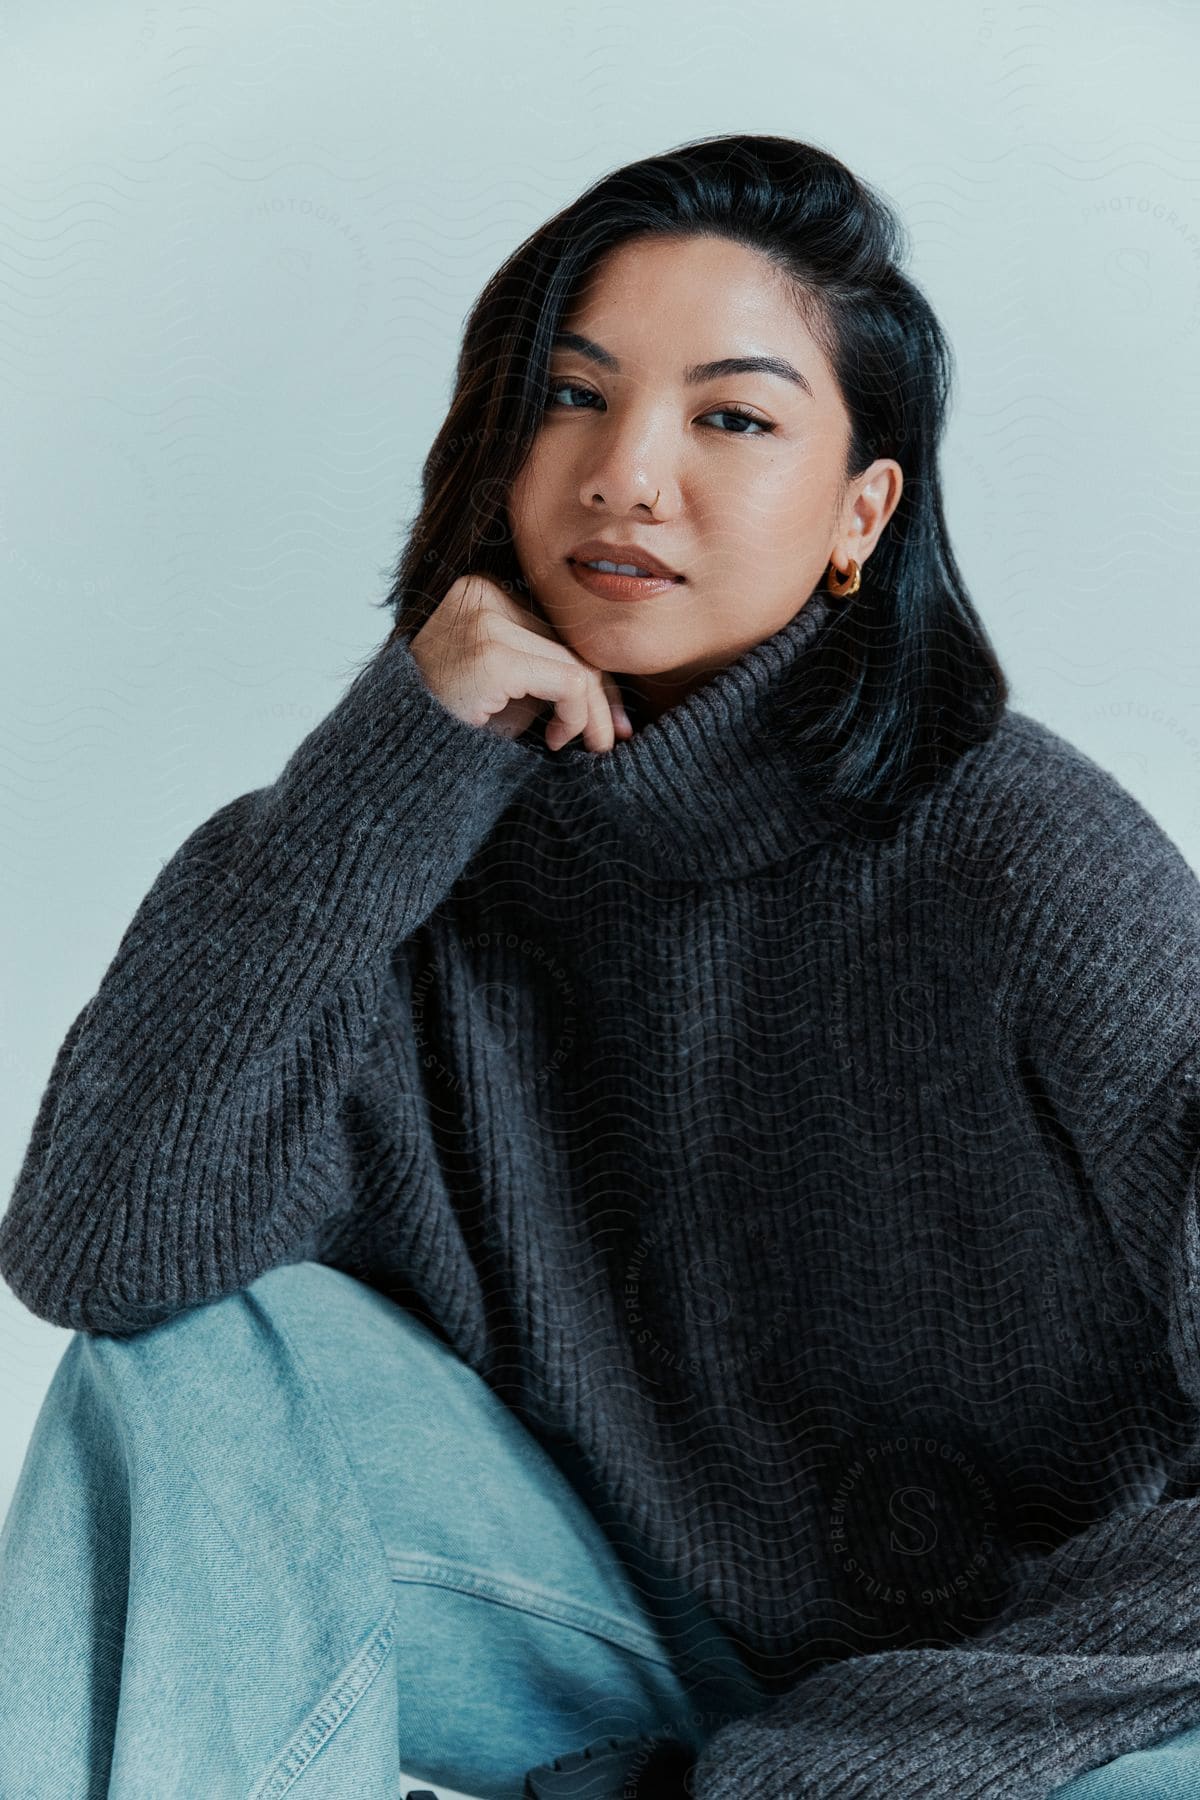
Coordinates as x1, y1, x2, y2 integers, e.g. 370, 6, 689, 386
2, 1258, 1199, 1800
0, 1260, 771, 1799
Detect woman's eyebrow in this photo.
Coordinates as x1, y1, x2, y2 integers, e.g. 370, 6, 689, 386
551, 329, 814, 398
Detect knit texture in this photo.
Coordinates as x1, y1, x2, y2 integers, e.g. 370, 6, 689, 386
3, 587, 1200, 1798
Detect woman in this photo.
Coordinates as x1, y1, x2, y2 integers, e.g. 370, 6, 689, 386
1, 133, 1198, 1800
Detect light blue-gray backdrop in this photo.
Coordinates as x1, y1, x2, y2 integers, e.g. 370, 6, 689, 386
1, 0, 1198, 1523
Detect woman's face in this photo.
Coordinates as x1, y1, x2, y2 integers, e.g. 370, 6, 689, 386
506, 232, 903, 724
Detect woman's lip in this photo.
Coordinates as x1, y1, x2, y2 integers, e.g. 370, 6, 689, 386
566, 556, 685, 581
565, 558, 682, 602
565, 541, 684, 578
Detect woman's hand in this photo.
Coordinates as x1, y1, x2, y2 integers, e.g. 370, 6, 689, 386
408, 573, 633, 753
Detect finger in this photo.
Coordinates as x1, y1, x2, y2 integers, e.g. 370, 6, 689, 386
546, 662, 620, 753
501, 629, 616, 752
480, 623, 586, 747
546, 664, 593, 751
479, 648, 589, 747
488, 618, 623, 752
579, 674, 614, 754
602, 672, 633, 742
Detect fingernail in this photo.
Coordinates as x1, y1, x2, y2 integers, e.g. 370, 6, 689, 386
613, 705, 632, 733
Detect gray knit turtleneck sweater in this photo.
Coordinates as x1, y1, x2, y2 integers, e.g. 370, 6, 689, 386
3, 587, 1200, 1799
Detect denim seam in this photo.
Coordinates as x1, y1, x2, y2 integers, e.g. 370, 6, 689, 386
255, 1274, 680, 1670
247, 1595, 398, 1800
385, 1549, 677, 1669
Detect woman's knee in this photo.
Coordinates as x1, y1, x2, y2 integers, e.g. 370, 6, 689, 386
69, 1261, 347, 1455
82, 1260, 339, 1365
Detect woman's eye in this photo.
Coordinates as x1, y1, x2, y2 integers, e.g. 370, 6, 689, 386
704, 407, 773, 436
543, 380, 597, 411
541, 382, 774, 436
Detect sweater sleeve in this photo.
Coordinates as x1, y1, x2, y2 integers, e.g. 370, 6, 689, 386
0, 629, 541, 1337
686, 751, 1200, 1800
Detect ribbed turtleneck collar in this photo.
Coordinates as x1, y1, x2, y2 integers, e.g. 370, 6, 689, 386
527, 586, 847, 883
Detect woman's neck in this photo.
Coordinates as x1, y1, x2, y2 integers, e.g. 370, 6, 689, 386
619, 661, 724, 731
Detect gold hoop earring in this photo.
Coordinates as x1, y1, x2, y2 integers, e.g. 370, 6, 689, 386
826, 556, 861, 598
